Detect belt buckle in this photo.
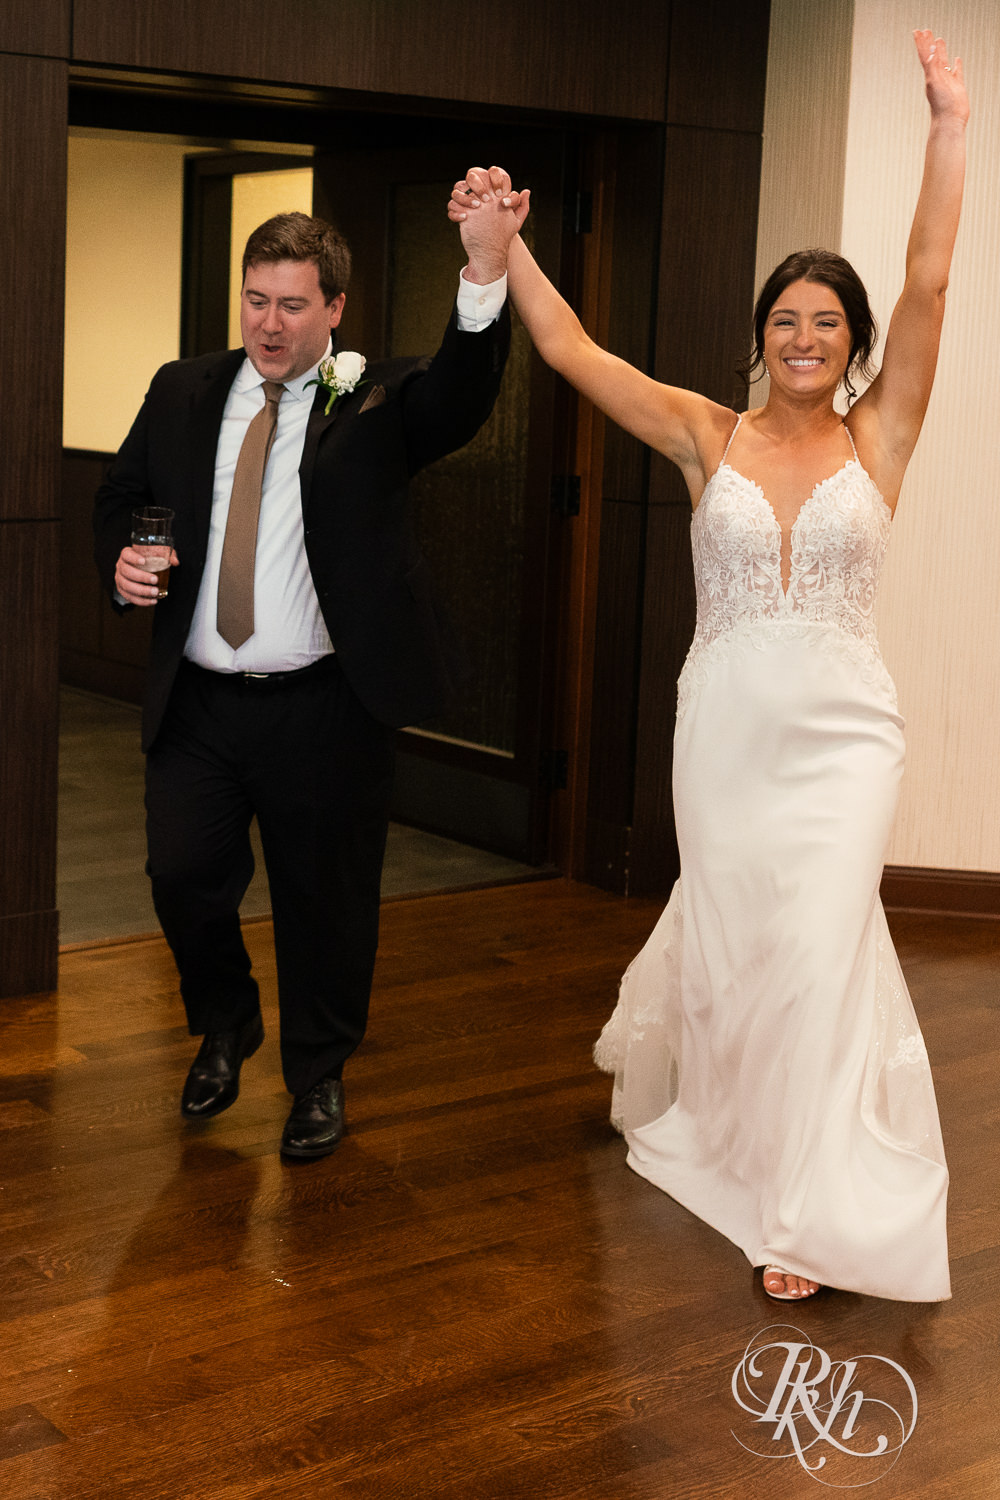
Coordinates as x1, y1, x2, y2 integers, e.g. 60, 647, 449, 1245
242, 671, 271, 681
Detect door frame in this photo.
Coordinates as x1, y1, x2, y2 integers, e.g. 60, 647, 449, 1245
63, 76, 641, 879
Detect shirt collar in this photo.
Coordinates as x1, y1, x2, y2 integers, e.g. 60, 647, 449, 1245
236, 339, 334, 402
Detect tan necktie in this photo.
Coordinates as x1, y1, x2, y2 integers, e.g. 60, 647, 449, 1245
216, 380, 285, 649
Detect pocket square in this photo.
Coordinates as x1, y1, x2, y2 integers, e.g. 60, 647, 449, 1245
358, 384, 386, 414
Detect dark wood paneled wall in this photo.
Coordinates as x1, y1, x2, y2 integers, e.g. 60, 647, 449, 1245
581, 129, 660, 892
71, 0, 671, 121
60, 452, 151, 703
667, 0, 770, 131
0, 0, 69, 56
0, 59, 67, 517
0, 52, 68, 995
584, 10, 771, 897
1, 0, 771, 992
630, 122, 767, 896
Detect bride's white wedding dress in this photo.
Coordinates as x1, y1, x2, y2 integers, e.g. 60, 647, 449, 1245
595, 416, 950, 1301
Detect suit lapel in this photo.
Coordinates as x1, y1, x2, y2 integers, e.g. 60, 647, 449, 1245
299, 388, 342, 519
189, 351, 245, 556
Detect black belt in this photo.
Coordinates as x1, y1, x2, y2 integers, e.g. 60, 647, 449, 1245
181, 655, 338, 690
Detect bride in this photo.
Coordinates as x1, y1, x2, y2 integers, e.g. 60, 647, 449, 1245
450, 30, 967, 1301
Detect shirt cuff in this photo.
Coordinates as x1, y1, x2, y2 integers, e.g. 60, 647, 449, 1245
456, 271, 508, 332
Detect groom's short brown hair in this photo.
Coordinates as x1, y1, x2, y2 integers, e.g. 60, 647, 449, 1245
242, 212, 352, 304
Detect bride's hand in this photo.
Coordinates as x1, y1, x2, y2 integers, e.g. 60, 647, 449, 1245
448, 165, 530, 232
913, 29, 969, 126
448, 166, 531, 285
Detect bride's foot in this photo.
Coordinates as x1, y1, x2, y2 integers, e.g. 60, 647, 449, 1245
763, 1265, 821, 1301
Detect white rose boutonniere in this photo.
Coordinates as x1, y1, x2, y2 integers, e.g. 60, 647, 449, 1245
306, 351, 367, 414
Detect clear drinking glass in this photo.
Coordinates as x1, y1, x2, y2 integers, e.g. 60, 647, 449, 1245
131, 507, 174, 600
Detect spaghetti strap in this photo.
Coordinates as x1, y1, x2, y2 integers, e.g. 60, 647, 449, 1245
842, 421, 859, 461
720, 413, 742, 465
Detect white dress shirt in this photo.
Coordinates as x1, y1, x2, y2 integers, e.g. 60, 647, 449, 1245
183, 271, 507, 673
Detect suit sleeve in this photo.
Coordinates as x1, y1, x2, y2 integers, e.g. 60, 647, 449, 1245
400, 301, 511, 476
93, 378, 160, 605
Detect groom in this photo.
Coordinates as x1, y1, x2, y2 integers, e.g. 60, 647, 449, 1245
94, 201, 512, 1158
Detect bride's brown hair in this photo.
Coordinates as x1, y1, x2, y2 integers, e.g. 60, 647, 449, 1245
738, 249, 878, 406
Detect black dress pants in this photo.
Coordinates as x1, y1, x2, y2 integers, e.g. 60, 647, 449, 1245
145, 656, 395, 1095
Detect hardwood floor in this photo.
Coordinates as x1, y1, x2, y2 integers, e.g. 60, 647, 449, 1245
56, 687, 537, 946
0, 882, 996, 1498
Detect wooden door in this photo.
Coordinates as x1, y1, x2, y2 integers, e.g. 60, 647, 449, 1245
313, 132, 572, 863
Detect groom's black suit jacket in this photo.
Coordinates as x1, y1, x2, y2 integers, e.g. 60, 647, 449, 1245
94, 304, 510, 751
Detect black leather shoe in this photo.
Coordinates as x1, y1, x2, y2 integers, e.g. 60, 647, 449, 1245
280, 1077, 345, 1159
180, 1012, 264, 1119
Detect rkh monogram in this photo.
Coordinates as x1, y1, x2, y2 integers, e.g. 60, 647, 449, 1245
730, 1325, 918, 1487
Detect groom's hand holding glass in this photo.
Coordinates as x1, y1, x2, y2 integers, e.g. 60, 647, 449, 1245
115, 507, 179, 606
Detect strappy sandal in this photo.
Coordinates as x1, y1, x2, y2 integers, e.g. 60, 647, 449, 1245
763, 1265, 821, 1301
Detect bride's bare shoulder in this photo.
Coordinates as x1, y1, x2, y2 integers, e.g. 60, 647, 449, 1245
676, 398, 743, 502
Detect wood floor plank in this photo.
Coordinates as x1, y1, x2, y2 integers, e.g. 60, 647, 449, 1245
0, 882, 996, 1498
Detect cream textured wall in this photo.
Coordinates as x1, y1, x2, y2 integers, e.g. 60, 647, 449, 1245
64, 134, 196, 453
754, 0, 854, 305
758, 0, 1000, 873
227, 168, 314, 346
65, 138, 314, 453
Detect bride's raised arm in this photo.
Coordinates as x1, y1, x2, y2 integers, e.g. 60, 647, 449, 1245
852, 29, 969, 494
449, 166, 728, 499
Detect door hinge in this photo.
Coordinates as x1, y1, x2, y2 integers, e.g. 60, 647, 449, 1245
550, 474, 581, 517
568, 189, 592, 235
541, 748, 570, 792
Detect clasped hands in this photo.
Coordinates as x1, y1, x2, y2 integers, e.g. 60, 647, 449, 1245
449, 166, 529, 284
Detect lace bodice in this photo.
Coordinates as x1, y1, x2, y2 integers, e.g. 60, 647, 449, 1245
677, 417, 894, 716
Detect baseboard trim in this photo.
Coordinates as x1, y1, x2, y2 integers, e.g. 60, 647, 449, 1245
881, 865, 1000, 920
0, 909, 59, 998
